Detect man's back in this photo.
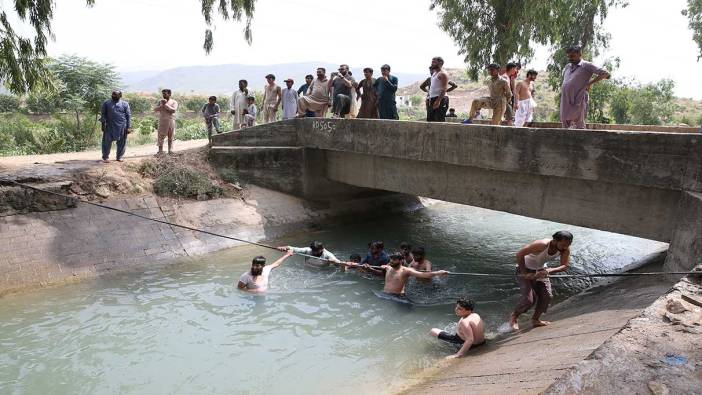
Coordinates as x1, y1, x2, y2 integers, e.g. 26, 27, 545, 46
459, 313, 485, 344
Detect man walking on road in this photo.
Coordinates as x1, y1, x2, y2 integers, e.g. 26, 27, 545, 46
100, 90, 131, 163
560, 46, 610, 129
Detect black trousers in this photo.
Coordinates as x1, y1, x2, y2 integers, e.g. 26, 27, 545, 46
427, 96, 448, 122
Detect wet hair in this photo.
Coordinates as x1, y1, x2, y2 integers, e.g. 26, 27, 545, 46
566, 46, 582, 54
487, 63, 500, 70
252, 256, 266, 266
506, 62, 517, 72
161, 89, 172, 94
363, 67, 373, 73
527, 69, 538, 77
399, 242, 411, 250
457, 297, 475, 311
552, 231, 574, 243
305, 74, 314, 79
432, 56, 444, 65
371, 241, 384, 250
389, 252, 403, 261
411, 246, 426, 257
310, 241, 324, 253
209, 96, 216, 101
265, 74, 275, 80
349, 254, 362, 263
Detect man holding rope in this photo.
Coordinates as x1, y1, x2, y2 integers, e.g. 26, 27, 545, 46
359, 253, 448, 299
509, 231, 573, 331
238, 249, 294, 293
277, 241, 342, 269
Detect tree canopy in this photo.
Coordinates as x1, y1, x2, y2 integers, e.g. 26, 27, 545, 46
430, 0, 701, 87
1, 0, 256, 94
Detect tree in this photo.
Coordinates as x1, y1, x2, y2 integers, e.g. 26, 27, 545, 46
1, 1, 256, 94
430, 0, 701, 88
684, 0, 702, 59
0, 93, 20, 113
48, 55, 120, 138
609, 79, 677, 125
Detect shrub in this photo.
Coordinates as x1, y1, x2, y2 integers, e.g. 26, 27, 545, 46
123, 94, 157, 114
153, 166, 222, 199
218, 167, 238, 183
0, 94, 21, 113
175, 118, 208, 140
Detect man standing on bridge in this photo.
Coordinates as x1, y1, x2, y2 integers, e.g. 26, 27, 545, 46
374, 64, 399, 120
426, 56, 449, 122
297, 68, 331, 117
509, 231, 573, 331
560, 46, 610, 129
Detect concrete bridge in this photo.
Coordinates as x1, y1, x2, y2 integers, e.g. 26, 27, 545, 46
210, 119, 702, 272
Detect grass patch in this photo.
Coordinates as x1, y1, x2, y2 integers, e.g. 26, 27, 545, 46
138, 158, 222, 199
218, 167, 239, 184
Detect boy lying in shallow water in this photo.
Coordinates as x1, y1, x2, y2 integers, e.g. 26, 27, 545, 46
430, 298, 486, 359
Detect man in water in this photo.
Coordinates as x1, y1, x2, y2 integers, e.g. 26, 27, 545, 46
361, 241, 390, 267
237, 249, 294, 293
430, 298, 486, 359
514, 70, 538, 127
362, 253, 448, 297
277, 241, 342, 269
560, 46, 610, 129
466, 64, 511, 125
399, 242, 414, 266
509, 231, 573, 330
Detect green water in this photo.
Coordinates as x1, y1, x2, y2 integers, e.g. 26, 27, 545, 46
0, 202, 666, 395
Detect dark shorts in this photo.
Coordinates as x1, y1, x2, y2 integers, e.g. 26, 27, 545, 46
438, 331, 487, 348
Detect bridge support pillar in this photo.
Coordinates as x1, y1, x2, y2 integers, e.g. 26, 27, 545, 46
665, 191, 702, 272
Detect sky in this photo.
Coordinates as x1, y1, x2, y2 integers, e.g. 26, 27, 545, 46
6, 0, 702, 99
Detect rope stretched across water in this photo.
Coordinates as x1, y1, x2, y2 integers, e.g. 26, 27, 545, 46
7, 180, 700, 279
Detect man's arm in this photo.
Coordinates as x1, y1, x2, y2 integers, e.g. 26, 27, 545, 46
587, 70, 611, 91
269, 249, 294, 269
451, 323, 475, 358
363, 264, 385, 275
545, 249, 570, 275
275, 86, 282, 109
503, 80, 512, 99
447, 80, 458, 93
387, 76, 398, 93
237, 281, 247, 290
405, 267, 448, 279
125, 103, 131, 131
165, 100, 177, 113
432, 72, 449, 109
419, 77, 430, 93
100, 102, 107, 131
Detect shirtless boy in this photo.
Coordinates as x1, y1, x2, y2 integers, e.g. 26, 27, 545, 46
362, 253, 447, 297
430, 298, 486, 359
237, 250, 294, 293
514, 70, 538, 127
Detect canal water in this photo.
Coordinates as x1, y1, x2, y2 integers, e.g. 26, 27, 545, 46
0, 202, 666, 394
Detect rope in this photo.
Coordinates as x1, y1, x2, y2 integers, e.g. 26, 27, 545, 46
6, 180, 700, 279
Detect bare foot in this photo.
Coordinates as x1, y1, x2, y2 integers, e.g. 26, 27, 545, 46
509, 314, 519, 331
532, 319, 550, 327
100, 159, 109, 163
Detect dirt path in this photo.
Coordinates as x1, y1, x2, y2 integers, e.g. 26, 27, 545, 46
0, 139, 208, 170
398, 270, 677, 395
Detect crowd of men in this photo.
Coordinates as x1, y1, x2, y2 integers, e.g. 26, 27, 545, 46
98, 46, 609, 162
237, 231, 573, 359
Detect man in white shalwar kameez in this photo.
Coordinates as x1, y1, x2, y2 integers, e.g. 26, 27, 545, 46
281, 78, 299, 120
230, 80, 249, 129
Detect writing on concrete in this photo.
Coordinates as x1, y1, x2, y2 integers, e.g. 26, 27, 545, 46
312, 120, 336, 132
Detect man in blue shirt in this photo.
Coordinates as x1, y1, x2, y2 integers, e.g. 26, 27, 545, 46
361, 241, 391, 266
297, 74, 315, 117
100, 90, 131, 162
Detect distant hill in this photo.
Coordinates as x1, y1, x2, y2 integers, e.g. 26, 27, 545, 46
121, 62, 425, 94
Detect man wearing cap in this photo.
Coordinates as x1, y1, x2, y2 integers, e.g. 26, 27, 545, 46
281, 78, 299, 120
466, 64, 511, 125
262, 74, 282, 123
373, 64, 399, 120
329, 64, 357, 118
560, 46, 610, 129
297, 67, 331, 117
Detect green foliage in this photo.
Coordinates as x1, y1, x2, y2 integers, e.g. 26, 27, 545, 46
0, 114, 101, 155
410, 95, 424, 107
683, 0, 702, 59
0, 94, 20, 113
181, 95, 210, 113
123, 93, 157, 114
608, 79, 677, 125
430, 0, 625, 82
201, 0, 256, 53
49, 55, 120, 116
